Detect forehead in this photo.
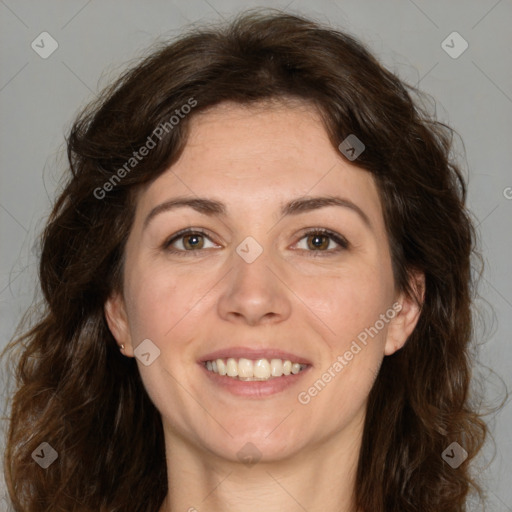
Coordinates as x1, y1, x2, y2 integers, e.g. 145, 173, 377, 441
134, 101, 384, 229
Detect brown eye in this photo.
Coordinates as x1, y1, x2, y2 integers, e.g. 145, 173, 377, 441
181, 233, 205, 250
306, 233, 330, 250
295, 229, 349, 254
164, 229, 218, 254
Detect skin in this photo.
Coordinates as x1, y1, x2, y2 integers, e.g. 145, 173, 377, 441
105, 100, 424, 512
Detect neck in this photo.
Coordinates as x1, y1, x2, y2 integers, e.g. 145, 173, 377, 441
158, 416, 364, 512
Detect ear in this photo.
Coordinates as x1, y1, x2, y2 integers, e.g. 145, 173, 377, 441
384, 270, 425, 356
104, 291, 134, 357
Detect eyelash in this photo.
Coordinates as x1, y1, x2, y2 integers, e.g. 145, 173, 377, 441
162, 227, 350, 257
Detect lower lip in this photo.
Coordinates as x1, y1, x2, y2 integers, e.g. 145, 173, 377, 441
199, 363, 312, 398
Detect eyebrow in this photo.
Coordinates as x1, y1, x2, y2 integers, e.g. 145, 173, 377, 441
143, 195, 372, 230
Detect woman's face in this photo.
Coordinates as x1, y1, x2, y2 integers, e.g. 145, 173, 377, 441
106, 100, 421, 464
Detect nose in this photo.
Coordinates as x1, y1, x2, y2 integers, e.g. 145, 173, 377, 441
217, 244, 292, 326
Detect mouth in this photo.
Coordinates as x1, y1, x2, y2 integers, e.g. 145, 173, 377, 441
198, 347, 312, 397
203, 357, 309, 381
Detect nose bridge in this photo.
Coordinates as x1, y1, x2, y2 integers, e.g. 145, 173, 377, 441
231, 232, 277, 293
229, 203, 277, 272
216, 231, 291, 324
236, 234, 266, 265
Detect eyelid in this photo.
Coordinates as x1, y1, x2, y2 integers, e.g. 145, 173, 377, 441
293, 227, 350, 252
163, 227, 219, 251
162, 227, 350, 255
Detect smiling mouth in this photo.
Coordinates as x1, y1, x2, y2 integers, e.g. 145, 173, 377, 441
203, 357, 309, 381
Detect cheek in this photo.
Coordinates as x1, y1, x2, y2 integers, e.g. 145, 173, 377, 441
299, 265, 392, 347
297, 289, 388, 426
296, 265, 391, 404
123, 260, 216, 350
122, 263, 181, 342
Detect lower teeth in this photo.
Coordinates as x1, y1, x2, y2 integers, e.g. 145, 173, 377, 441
238, 376, 278, 381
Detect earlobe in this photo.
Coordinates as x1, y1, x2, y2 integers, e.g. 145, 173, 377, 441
384, 271, 425, 356
104, 292, 134, 356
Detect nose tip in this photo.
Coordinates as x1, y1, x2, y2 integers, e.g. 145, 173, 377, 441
217, 251, 292, 326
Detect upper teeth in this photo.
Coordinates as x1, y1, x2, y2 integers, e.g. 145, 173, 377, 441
205, 358, 307, 380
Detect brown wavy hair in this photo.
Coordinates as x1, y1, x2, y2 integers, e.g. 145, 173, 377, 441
1, 9, 491, 511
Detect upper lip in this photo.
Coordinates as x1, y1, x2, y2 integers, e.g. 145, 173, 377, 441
199, 346, 312, 365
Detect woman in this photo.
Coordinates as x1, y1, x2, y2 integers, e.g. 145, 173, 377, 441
1, 9, 488, 512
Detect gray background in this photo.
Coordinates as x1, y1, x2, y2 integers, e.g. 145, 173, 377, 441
0, 0, 511, 510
